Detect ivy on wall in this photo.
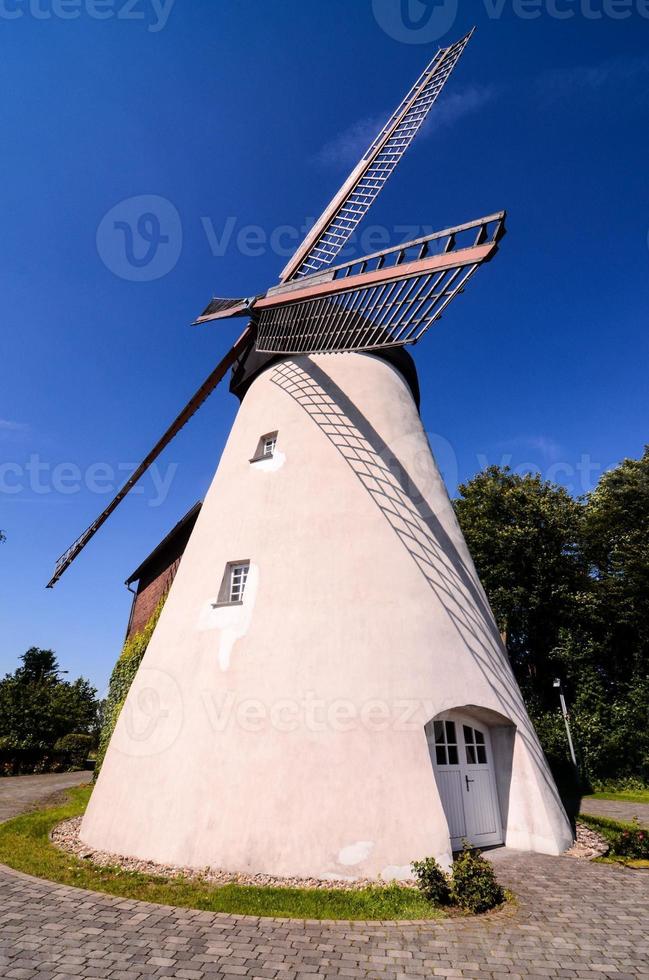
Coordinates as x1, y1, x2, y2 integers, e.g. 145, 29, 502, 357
94, 596, 167, 779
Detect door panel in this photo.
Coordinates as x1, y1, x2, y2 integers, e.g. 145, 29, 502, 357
435, 770, 466, 840
464, 769, 499, 840
428, 712, 504, 849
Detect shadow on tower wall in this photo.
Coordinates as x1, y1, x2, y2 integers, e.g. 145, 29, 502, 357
272, 357, 573, 825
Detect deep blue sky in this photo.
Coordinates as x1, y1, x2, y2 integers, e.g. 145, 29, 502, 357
1, 0, 647, 693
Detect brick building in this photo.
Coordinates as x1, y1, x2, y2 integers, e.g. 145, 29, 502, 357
124, 502, 202, 640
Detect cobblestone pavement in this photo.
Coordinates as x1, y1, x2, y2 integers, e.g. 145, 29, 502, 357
581, 798, 649, 828
0, 773, 91, 824
1, 849, 648, 980
1, 780, 647, 979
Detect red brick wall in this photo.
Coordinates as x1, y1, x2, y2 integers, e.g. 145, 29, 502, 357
126, 557, 181, 640
125, 509, 200, 640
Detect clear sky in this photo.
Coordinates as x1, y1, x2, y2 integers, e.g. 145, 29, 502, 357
1, 0, 647, 694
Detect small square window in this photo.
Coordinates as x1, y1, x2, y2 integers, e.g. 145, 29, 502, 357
250, 431, 278, 463
214, 560, 251, 606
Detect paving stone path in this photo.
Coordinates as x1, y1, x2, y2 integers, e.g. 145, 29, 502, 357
580, 798, 649, 828
1, 851, 648, 979
1, 776, 648, 979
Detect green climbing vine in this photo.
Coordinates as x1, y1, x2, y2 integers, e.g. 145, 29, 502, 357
94, 596, 167, 779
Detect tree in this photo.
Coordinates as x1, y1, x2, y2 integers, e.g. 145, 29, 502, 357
17, 647, 60, 683
580, 447, 649, 684
454, 466, 586, 706
573, 449, 649, 781
0, 648, 99, 750
454, 457, 649, 785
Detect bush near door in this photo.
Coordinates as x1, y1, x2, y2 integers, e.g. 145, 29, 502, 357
412, 845, 505, 914
451, 847, 505, 913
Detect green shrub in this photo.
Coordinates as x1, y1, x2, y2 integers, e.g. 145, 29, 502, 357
411, 857, 451, 905
450, 845, 504, 914
53, 733, 93, 768
611, 818, 649, 860
94, 597, 166, 779
580, 813, 648, 862
591, 777, 649, 794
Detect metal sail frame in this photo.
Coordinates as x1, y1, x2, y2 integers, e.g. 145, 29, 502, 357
279, 28, 474, 283
256, 213, 505, 354
47, 28, 507, 587
46, 326, 255, 589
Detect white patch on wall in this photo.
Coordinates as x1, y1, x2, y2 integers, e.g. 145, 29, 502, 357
197, 563, 259, 672
338, 840, 374, 866
251, 450, 286, 472
381, 864, 415, 882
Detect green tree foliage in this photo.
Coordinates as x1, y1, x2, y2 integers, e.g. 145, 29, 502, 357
454, 452, 649, 785
581, 449, 649, 677
0, 648, 99, 750
53, 733, 94, 768
454, 466, 585, 701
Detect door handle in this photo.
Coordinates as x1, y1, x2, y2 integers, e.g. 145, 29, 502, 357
465, 775, 475, 791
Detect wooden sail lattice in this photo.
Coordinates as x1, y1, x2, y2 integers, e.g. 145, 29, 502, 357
256, 213, 504, 354
280, 29, 474, 283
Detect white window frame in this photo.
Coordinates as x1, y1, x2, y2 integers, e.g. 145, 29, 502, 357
214, 560, 251, 606
263, 436, 277, 458
229, 563, 249, 603
250, 431, 278, 463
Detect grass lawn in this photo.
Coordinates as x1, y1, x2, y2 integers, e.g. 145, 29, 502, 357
583, 789, 649, 805
0, 786, 441, 920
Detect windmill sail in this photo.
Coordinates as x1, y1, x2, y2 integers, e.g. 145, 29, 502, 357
258, 213, 505, 354
46, 325, 255, 588
279, 29, 475, 284
48, 29, 507, 588
193, 297, 256, 324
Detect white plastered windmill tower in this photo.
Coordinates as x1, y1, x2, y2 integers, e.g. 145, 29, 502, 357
49, 30, 573, 877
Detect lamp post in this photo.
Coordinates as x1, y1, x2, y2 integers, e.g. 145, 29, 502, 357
553, 678, 577, 767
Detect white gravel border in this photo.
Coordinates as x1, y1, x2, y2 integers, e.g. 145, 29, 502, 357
50, 817, 403, 891
50, 817, 606, 892
564, 822, 609, 859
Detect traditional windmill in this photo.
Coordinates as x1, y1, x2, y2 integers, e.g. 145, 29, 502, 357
51, 30, 572, 877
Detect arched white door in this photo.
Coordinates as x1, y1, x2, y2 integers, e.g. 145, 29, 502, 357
427, 712, 503, 849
